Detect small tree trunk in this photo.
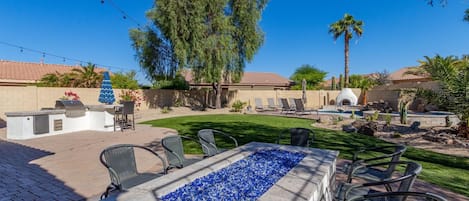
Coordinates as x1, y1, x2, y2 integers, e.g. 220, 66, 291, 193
344, 32, 350, 88
215, 82, 222, 109
362, 90, 368, 105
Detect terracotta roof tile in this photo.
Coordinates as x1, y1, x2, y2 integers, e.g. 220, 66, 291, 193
0, 60, 106, 83
388, 67, 430, 81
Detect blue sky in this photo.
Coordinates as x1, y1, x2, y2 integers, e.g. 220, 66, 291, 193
1, 0, 468, 84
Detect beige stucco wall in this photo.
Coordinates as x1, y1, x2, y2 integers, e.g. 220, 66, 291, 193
0, 86, 360, 121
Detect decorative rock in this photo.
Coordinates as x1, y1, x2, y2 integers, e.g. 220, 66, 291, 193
342, 124, 357, 133
358, 122, 378, 136
410, 121, 421, 130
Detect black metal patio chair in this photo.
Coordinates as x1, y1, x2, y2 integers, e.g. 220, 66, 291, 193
276, 127, 314, 147
347, 191, 447, 201
336, 161, 422, 201
344, 144, 407, 183
99, 144, 167, 199
198, 129, 238, 157
161, 135, 203, 170
280, 98, 295, 114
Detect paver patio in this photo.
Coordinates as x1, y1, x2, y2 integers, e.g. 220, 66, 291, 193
0, 109, 468, 200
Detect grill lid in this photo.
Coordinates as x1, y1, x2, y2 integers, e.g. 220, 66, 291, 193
55, 100, 86, 117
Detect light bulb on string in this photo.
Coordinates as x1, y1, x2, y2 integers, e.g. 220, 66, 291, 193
20, 47, 23, 52
123, 15, 127, 19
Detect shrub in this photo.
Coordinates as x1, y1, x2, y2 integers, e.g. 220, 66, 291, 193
372, 111, 380, 121
161, 106, 170, 114
231, 100, 247, 112
350, 110, 356, 119
385, 114, 392, 126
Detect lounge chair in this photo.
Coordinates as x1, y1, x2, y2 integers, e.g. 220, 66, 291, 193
99, 144, 167, 199
280, 98, 295, 114
161, 135, 203, 170
288, 98, 296, 110
293, 98, 318, 116
267, 98, 278, 111
198, 129, 238, 157
336, 161, 422, 201
344, 144, 407, 184
254, 98, 265, 111
276, 127, 314, 147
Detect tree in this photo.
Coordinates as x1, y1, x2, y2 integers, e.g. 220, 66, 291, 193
71, 63, 103, 88
133, 0, 268, 108
38, 72, 61, 87
407, 54, 469, 125
329, 14, 364, 88
290, 64, 327, 90
338, 74, 344, 90
111, 71, 140, 90
349, 74, 376, 105
464, 9, 469, 23
374, 70, 391, 86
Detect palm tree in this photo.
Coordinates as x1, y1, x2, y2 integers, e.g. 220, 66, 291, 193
329, 14, 364, 88
71, 63, 103, 88
38, 71, 61, 87
358, 78, 375, 105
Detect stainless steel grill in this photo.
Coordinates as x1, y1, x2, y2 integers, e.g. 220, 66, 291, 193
55, 100, 86, 117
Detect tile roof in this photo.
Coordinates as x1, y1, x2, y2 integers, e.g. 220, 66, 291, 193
0, 60, 106, 83
388, 67, 430, 81
183, 71, 291, 86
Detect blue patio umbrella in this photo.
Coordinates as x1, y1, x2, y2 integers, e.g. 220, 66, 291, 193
98, 71, 115, 104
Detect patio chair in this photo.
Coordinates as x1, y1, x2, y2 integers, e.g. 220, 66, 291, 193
267, 98, 278, 111
345, 144, 407, 183
198, 129, 238, 157
336, 161, 422, 201
347, 191, 447, 201
161, 135, 203, 170
113, 101, 135, 132
288, 98, 297, 110
293, 98, 318, 116
254, 98, 265, 111
280, 98, 295, 114
276, 127, 314, 147
99, 144, 167, 199
277, 98, 284, 108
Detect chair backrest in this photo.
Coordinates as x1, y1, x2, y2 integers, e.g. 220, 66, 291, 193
289, 128, 312, 147
294, 99, 305, 112
288, 98, 296, 108
121, 101, 135, 115
397, 161, 422, 192
278, 98, 284, 108
198, 129, 218, 157
383, 145, 408, 176
100, 145, 139, 186
161, 135, 186, 166
267, 98, 275, 107
254, 98, 263, 109
348, 192, 447, 201
280, 98, 290, 109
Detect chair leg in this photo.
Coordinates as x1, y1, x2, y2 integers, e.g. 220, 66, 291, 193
100, 184, 117, 200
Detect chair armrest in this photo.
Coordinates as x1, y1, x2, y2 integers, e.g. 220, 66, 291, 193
213, 130, 238, 147
352, 145, 404, 163
349, 161, 416, 187
132, 145, 168, 174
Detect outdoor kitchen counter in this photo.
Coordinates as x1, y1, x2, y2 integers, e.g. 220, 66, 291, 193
5, 110, 66, 117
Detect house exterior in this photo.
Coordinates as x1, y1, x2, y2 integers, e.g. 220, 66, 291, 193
183, 71, 293, 90
388, 67, 431, 84
0, 60, 106, 86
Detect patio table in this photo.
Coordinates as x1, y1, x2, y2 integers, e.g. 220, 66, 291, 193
104, 142, 339, 201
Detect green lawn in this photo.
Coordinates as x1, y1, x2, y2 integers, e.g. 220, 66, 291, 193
143, 114, 469, 197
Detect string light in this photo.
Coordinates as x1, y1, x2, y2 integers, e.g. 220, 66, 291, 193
100, 0, 144, 29
0, 40, 134, 72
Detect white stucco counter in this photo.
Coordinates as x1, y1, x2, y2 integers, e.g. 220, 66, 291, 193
5, 105, 120, 140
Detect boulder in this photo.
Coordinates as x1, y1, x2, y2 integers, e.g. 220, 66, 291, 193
342, 124, 357, 133
358, 122, 378, 136
351, 120, 367, 129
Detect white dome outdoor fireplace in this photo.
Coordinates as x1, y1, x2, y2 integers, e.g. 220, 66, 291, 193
336, 88, 358, 106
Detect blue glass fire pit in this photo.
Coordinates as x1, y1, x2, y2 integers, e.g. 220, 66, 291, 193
160, 149, 306, 201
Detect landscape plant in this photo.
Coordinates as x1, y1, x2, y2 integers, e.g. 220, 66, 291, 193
111, 71, 139, 90
290, 64, 327, 90
131, 0, 269, 109
329, 14, 364, 87
231, 100, 247, 113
